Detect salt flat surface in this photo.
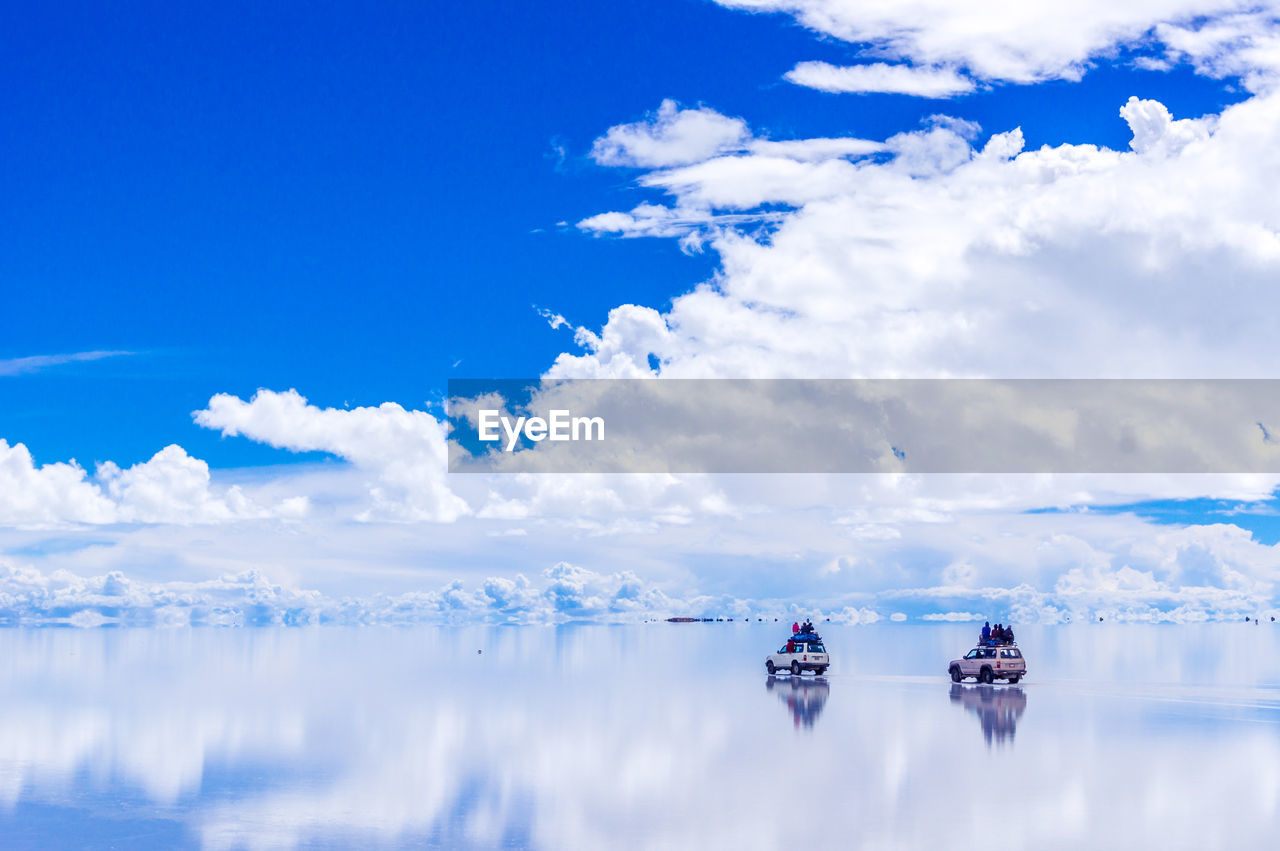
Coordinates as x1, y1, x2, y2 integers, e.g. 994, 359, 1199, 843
0, 622, 1276, 848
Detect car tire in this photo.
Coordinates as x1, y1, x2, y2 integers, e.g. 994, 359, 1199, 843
950, 666, 962, 683
979, 667, 994, 684
1007, 676, 1020, 684
815, 667, 826, 676
766, 660, 776, 674
791, 661, 801, 676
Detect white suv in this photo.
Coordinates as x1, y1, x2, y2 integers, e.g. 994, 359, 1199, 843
948, 645, 1026, 684
766, 635, 829, 676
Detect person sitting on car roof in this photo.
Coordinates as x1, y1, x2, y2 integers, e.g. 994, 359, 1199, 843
1005, 624, 1015, 643
980, 621, 991, 644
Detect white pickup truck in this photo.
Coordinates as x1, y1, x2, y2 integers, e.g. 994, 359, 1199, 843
766, 635, 829, 676
948, 644, 1026, 684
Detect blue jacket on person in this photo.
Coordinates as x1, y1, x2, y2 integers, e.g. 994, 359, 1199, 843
980, 622, 991, 643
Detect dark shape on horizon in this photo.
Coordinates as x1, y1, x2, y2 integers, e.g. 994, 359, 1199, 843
1099, 616, 1104, 622
767, 674, 829, 730
950, 683, 1027, 747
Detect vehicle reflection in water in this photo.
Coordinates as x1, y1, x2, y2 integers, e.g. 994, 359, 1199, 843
949, 683, 1027, 747
766, 675, 829, 730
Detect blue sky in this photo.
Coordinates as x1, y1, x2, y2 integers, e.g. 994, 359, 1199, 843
0, 0, 1249, 468
4, 0, 1280, 624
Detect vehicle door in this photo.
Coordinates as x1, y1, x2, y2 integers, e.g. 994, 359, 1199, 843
960, 648, 982, 676
979, 647, 998, 676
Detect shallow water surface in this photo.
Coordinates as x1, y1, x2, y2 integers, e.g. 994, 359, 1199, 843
1, 623, 1277, 848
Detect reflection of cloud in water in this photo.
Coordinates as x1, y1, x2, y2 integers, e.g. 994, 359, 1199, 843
0, 624, 1279, 848
766, 675, 829, 730
949, 683, 1027, 747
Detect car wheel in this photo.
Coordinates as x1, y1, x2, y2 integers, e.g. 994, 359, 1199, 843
950, 666, 962, 683
815, 667, 826, 676
791, 661, 801, 676
766, 660, 776, 674
979, 667, 994, 684
1007, 676, 1020, 684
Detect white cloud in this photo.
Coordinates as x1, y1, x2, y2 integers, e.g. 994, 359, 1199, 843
746, 137, 885, 160
0, 560, 674, 626
0, 440, 292, 528
99, 445, 307, 524
0, 350, 132, 377
6, 496, 1277, 625
571, 91, 1280, 380
194, 389, 469, 523
580, 103, 890, 239
716, 0, 1278, 86
1156, 11, 1280, 92
590, 99, 750, 167
0, 439, 116, 526
920, 611, 986, 621
785, 61, 975, 97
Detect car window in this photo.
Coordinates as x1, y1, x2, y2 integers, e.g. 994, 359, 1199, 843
981, 648, 996, 659
965, 649, 979, 659
1007, 648, 1022, 658
808, 644, 825, 653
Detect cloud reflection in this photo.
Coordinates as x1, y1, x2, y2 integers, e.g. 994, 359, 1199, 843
0, 624, 1277, 848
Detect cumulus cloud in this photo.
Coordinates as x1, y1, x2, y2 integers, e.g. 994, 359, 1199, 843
785, 61, 975, 96
194, 389, 468, 523
99, 445, 308, 524
716, 0, 1280, 87
9, 497, 1279, 625
571, 90, 1280, 380
1156, 11, 1280, 92
0, 439, 116, 526
0, 440, 294, 528
580, 102, 886, 239
590, 99, 750, 167
0, 560, 675, 626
